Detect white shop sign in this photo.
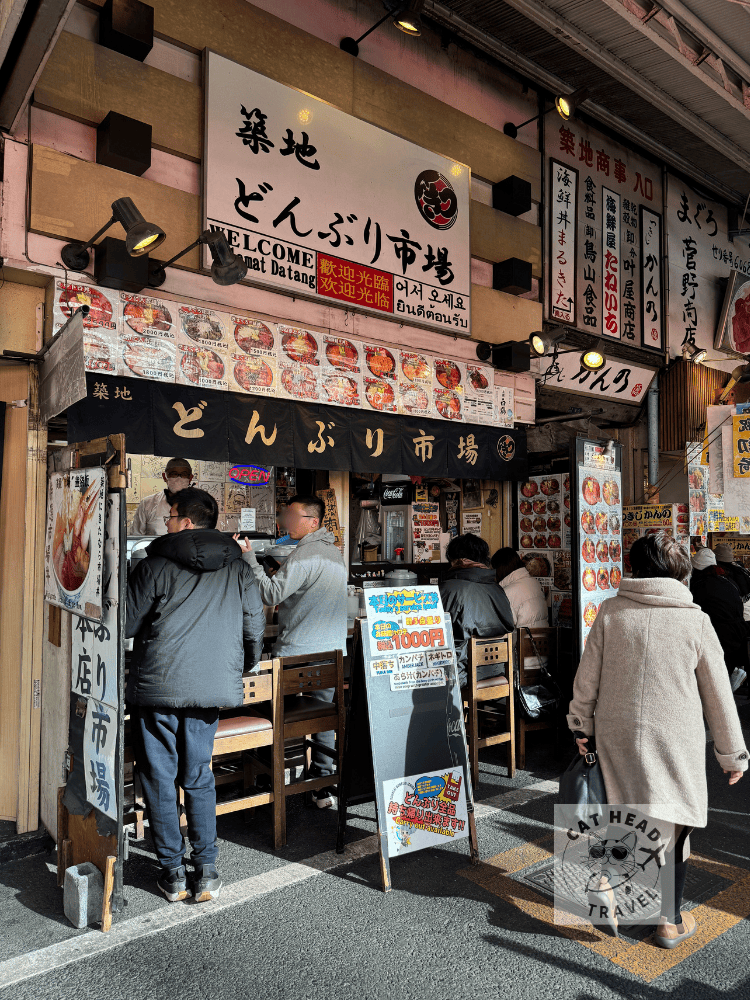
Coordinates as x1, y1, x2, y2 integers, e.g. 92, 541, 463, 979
204, 52, 471, 336
533, 351, 656, 404
666, 175, 750, 360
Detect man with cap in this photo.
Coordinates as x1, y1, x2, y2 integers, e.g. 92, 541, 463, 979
130, 458, 194, 535
690, 546, 749, 692
715, 543, 750, 603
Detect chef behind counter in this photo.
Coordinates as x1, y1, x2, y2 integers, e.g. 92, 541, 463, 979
129, 457, 194, 535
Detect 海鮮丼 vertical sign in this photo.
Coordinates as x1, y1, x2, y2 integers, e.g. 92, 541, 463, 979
204, 52, 471, 337
550, 160, 578, 325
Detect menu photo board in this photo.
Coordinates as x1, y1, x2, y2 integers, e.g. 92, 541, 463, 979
44, 467, 106, 620
572, 440, 623, 653
622, 503, 689, 573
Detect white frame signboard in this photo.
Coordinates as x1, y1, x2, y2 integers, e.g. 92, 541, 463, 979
204, 52, 471, 336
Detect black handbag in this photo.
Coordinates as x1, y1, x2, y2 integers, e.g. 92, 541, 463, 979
558, 742, 607, 832
515, 627, 561, 721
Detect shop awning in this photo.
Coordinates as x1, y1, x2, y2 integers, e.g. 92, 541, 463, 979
66, 374, 527, 480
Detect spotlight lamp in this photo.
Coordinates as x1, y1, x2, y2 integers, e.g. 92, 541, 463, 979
682, 342, 707, 364
148, 229, 247, 288
580, 340, 607, 373
61, 197, 165, 271
504, 87, 590, 139
529, 329, 566, 357
554, 87, 589, 121
340, 0, 423, 57
393, 0, 423, 35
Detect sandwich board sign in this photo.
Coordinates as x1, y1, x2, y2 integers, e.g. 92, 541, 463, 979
337, 585, 478, 890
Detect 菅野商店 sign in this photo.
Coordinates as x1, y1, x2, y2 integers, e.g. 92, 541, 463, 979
204, 52, 471, 335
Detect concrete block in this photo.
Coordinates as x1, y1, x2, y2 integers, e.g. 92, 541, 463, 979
63, 862, 104, 928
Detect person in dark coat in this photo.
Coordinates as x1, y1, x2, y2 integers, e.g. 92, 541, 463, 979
714, 543, 750, 601
690, 547, 749, 692
440, 533, 514, 686
126, 487, 265, 903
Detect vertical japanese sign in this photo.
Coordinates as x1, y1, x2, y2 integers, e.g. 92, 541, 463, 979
549, 120, 662, 345
550, 159, 578, 324
666, 176, 750, 359
204, 51, 471, 335
687, 443, 709, 537
602, 188, 621, 340
44, 468, 106, 619
732, 415, 750, 478
76, 493, 120, 822
640, 208, 663, 350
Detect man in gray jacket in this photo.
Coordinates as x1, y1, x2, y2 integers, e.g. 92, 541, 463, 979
236, 494, 347, 807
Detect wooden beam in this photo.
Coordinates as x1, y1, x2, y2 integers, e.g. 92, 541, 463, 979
35, 32, 202, 161
56, 0, 540, 193
469, 201, 541, 275
470, 284, 542, 344
29, 145, 202, 268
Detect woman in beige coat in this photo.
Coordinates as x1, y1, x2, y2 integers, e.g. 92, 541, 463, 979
568, 532, 748, 948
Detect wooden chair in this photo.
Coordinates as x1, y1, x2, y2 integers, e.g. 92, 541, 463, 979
514, 626, 559, 770
464, 634, 515, 789
124, 662, 283, 850
211, 660, 283, 849
248, 649, 345, 846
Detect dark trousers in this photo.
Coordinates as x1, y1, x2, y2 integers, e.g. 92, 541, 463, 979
134, 707, 219, 870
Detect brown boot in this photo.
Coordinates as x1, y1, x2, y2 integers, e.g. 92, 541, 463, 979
653, 911, 697, 949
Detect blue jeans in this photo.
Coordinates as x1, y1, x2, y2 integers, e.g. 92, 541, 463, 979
134, 708, 219, 870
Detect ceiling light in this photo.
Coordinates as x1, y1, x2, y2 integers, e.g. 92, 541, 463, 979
529, 329, 566, 357
61, 196, 165, 271
580, 340, 606, 372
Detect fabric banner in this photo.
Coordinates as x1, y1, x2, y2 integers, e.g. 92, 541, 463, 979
349, 411, 402, 474
67, 375, 154, 454
227, 395, 294, 466
292, 403, 352, 471
67, 377, 526, 480
152, 383, 229, 462
400, 417, 448, 477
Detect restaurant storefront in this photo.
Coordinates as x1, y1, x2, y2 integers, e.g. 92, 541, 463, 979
0, 0, 543, 839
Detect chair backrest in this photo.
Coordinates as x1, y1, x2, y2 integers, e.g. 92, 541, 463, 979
469, 635, 512, 673
279, 649, 343, 698
242, 667, 274, 705
516, 626, 558, 686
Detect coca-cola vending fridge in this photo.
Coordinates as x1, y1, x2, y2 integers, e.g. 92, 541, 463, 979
379, 482, 413, 562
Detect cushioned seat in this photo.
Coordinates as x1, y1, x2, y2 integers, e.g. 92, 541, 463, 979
215, 713, 272, 738
476, 674, 508, 691
283, 695, 338, 724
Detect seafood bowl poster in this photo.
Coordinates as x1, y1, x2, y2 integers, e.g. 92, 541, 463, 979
383, 768, 469, 856
44, 468, 106, 620
518, 474, 570, 553
576, 462, 623, 650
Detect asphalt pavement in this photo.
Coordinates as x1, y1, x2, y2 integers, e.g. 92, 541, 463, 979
1, 699, 749, 1000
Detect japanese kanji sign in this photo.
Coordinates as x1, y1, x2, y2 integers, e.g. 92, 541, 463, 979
666, 176, 750, 360
204, 51, 471, 335
532, 351, 656, 404
550, 159, 577, 324
733, 414, 750, 478
548, 119, 663, 347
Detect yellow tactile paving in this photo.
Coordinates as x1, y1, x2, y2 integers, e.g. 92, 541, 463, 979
461, 844, 750, 983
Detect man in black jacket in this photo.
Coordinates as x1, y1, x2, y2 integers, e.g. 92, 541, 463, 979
126, 487, 265, 902
690, 547, 749, 692
440, 534, 514, 687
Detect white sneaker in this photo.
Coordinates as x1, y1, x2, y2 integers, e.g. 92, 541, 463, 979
311, 787, 335, 809
730, 668, 747, 693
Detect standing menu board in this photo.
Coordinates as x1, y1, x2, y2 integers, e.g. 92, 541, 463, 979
338, 586, 477, 890
572, 440, 623, 653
